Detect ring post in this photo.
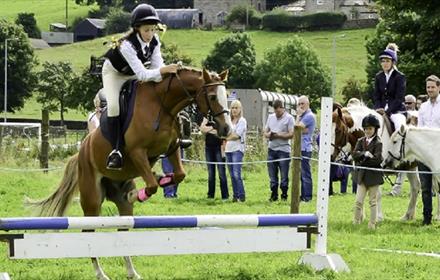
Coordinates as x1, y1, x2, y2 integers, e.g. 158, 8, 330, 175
299, 97, 350, 272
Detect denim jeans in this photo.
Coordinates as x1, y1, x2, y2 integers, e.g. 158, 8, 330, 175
226, 151, 245, 200
206, 145, 229, 199
301, 151, 313, 201
267, 149, 291, 195
162, 157, 178, 198
419, 162, 432, 221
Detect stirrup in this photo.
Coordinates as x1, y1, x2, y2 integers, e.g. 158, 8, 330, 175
106, 150, 123, 170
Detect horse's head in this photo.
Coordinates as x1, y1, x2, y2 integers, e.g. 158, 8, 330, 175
194, 69, 232, 137
331, 107, 352, 161
382, 125, 408, 169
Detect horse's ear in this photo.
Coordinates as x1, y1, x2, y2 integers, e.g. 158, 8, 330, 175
337, 107, 343, 120
344, 114, 354, 128
202, 68, 211, 82
219, 69, 229, 82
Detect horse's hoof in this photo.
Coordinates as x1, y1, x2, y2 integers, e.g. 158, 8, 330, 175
435, 215, 440, 221
400, 214, 414, 221
128, 272, 142, 280
127, 189, 139, 204
96, 274, 111, 280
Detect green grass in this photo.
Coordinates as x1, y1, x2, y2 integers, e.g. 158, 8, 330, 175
0, 158, 439, 279
0, 0, 96, 31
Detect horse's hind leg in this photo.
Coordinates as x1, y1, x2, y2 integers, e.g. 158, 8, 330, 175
401, 171, 420, 221
78, 152, 109, 280
106, 179, 141, 280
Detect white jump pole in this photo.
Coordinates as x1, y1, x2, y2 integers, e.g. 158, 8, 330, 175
299, 97, 350, 272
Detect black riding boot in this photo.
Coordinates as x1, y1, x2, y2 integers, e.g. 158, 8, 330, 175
106, 116, 123, 170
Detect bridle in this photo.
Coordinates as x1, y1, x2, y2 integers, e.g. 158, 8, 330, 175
331, 118, 350, 161
387, 130, 406, 161
174, 71, 229, 119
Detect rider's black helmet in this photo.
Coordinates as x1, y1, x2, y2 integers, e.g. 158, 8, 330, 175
362, 114, 380, 129
131, 4, 161, 27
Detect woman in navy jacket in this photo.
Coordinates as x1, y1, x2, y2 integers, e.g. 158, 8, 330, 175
372, 43, 406, 131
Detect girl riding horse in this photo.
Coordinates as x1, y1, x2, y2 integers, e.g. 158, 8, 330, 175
103, 3, 180, 170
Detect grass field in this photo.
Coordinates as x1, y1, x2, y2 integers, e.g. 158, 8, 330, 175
0, 0, 96, 31
0, 157, 439, 280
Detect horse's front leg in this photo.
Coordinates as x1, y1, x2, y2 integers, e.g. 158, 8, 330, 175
402, 171, 420, 221
167, 147, 186, 184
126, 148, 159, 203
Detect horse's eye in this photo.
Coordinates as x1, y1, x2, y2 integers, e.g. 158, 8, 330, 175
209, 95, 217, 101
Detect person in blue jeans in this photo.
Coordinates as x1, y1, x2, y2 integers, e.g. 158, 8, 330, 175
296, 96, 316, 202
264, 100, 294, 201
200, 117, 229, 200
225, 100, 247, 202
161, 156, 178, 198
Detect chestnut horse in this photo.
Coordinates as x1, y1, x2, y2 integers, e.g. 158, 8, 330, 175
30, 68, 231, 280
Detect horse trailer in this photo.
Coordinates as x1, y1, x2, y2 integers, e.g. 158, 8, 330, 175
228, 89, 299, 130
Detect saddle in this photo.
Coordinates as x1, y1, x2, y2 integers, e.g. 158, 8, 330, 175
99, 81, 193, 150
99, 80, 138, 146
382, 114, 394, 135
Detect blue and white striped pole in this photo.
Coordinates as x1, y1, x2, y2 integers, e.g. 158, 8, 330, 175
0, 214, 318, 231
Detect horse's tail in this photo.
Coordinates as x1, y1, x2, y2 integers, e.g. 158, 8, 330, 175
26, 154, 79, 217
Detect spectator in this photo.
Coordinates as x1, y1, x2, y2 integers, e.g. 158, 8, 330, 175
225, 100, 247, 202
417, 75, 440, 225
161, 156, 178, 198
296, 96, 316, 202
87, 89, 106, 133
352, 114, 384, 230
264, 99, 294, 201
200, 117, 229, 200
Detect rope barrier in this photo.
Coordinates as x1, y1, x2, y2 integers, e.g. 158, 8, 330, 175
1, 155, 438, 175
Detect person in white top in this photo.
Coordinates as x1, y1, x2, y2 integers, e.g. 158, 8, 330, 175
87, 89, 106, 133
102, 3, 180, 170
417, 74, 440, 225
225, 100, 247, 202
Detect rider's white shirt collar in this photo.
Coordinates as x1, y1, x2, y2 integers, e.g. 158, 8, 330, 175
136, 33, 149, 54
385, 68, 394, 83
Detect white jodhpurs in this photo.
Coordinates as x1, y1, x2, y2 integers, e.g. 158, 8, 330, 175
390, 113, 406, 131
102, 60, 136, 117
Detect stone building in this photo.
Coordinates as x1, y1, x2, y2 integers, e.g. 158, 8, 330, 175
285, 0, 377, 20
194, 0, 266, 26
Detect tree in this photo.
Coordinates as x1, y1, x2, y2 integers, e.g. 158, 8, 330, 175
254, 36, 331, 110
68, 67, 103, 113
105, 8, 130, 35
202, 33, 256, 88
0, 19, 37, 113
340, 76, 369, 106
35, 62, 76, 126
365, 0, 440, 97
15, 13, 41, 39
162, 42, 192, 65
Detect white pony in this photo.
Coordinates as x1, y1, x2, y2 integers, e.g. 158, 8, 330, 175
333, 99, 421, 221
384, 125, 440, 220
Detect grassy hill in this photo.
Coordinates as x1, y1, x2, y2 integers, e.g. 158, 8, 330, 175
0, 0, 96, 31
1, 0, 375, 120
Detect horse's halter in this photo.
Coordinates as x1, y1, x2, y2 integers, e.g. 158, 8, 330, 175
173, 71, 229, 119
387, 130, 406, 161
